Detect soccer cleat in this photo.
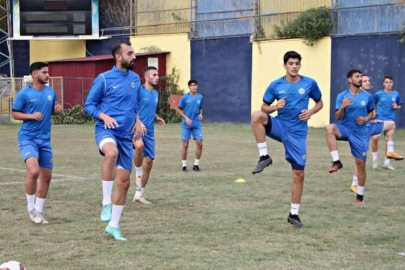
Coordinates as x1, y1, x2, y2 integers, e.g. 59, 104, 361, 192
383, 164, 395, 171
350, 185, 358, 193
135, 196, 153, 204
328, 160, 343, 173
287, 214, 306, 229
386, 152, 404, 161
372, 161, 378, 169
101, 204, 112, 222
28, 209, 36, 223
356, 199, 364, 205
106, 226, 128, 241
182, 166, 187, 172
34, 212, 49, 224
356, 194, 364, 205
193, 165, 200, 171
252, 155, 272, 174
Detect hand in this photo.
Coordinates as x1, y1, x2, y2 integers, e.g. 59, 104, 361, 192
276, 98, 285, 109
392, 103, 399, 109
132, 121, 147, 141
156, 117, 166, 128
185, 118, 193, 127
356, 116, 367, 125
299, 109, 312, 121
198, 114, 203, 121
54, 103, 63, 114
30, 112, 43, 121
102, 115, 119, 129
341, 97, 352, 109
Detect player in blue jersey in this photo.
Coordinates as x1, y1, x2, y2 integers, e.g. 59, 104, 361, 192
251, 51, 323, 229
84, 42, 145, 241
325, 70, 374, 205
133, 66, 166, 204
349, 75, 398, 193
177, 80, 204, 172
12, 62, 63, 224
370, 75, 403, 170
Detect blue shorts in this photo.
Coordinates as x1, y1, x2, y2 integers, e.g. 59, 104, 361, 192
136, 133, 155, 160
265, 116, 306, 170
182, 125, 203, 141
366, 122, 384, 141
335, 123, 368, 161
96, 131, 133, 171
18, 139, 53, 169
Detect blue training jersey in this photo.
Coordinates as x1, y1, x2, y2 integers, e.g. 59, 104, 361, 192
138, 85, 159, 135
263, 75, 322, 137
373, 90, 403, 121
84, 66, 141, 140
335, 89, 374, 136
178, 93, 203, 127
12, 84, 57, 141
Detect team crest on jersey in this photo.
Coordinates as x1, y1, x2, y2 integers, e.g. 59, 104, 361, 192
298, 88, 305, 95
392, 97, 396, 101
279, 90, 286, 94
361, 101, 366, 106
131, 82, 136, 88
48, 95, 52, 101
197, 100, 201, 104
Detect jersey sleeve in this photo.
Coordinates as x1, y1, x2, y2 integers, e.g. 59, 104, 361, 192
12, 90, 26, 112
367, 94, 374, 112
335, 93, 344, 111
178, 95, 186, 109
263, 83, 276, 105
309, 80, 322, 102
396, 93, 403, 105
373, 92, 379, 104
84, 75, 104, 119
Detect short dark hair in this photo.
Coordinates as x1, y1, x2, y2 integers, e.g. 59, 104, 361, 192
111, 41, 132, 60
188, 79, 198, 86
362, 74, 369, 78
347, 69, 362, 78
383, 75, 393, 82
283, 51, 302, 64
143, 66, 157, 75
30, 62, 48, 75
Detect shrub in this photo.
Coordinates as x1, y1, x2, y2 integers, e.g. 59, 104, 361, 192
52, 105, 94, 125
274, 6, 332, 46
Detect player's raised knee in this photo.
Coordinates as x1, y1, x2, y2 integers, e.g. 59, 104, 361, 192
325, 124, 336, 134
104, 148, 118, 161
251, 111, 266, 124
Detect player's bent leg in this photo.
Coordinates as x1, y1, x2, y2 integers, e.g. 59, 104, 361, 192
101, 142, 118, 181
288, 169, 306, 229
33, 167, 52, 224
371, 135, 379, 167
326, 124, 343, 173
182, 140, 189, 171
355, 158, 366, 205
133, 139, 144, 168
251, 111, 268, 143
25, 157, 40, 223
383, 122, 404, 161
351, 161, 358, 193
135, 157, 153, 204
252, 114, 273, 174
194, 140, 203, 171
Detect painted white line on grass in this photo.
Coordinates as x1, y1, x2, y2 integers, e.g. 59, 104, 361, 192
0, 177, 89, 186
0, 167, 89, 180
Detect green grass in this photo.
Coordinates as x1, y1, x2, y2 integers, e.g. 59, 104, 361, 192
0, 123, 405, 269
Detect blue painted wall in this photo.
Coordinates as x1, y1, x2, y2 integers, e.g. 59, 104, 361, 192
191, 36, 251, 123
195, 0, 253, 38
86, 37, 130, 56
330, 34, 405, 128
0, 40, 29, 77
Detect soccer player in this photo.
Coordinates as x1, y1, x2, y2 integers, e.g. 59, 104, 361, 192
326, 70, 374, 205
350, 75, 399, 192
84, 42, 145, 241
370, 75, 403, 170
12, 62, 63, 224
177, 79, 204, 172
133, 66, 166, 204
251, 51, 323, 229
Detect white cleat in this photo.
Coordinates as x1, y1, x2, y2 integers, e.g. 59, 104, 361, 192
34, 212, 49, 224
28, 209, 37, 223
383, 164, 395, 171
135, 196, 153, 204
372, 162, 378, 169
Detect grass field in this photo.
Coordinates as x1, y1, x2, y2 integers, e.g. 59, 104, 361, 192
0, 123, 405, 269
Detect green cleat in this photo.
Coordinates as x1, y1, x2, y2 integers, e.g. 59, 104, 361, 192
100, 204, 112, 222
106, 225, 128, 241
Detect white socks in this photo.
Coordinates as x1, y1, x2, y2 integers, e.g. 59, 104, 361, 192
352, 175, 358, 187
357, 186, 365, 196
134, 187, 145, 200
257, 142, 268, 157
387, 141, 394, 152
194, 159, 199, 166
26, 194, 35, 211
290, 203, 300, 215
384, 157, 390, 166
135, 166, 142, 178
372, 152, 378, 162
182, 160, 187, 167
108, 205, 124, 228
35, 198, 46, 213
330, 150, 339, 162
102, 180, 113, 206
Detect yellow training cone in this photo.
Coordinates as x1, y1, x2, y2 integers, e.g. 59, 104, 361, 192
235, 178, 246, 183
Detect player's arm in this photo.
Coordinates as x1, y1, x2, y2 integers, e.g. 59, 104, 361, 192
299, 98, 323, 121
176, 107, 192, 126
335, 96, 352, 121
12, 111, 43, 121
198, 108, 203, 121
393, 94, 403, 110
261, 84, 283, 114
155, 114, 166, 128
